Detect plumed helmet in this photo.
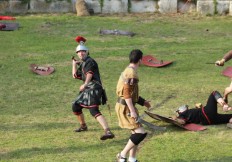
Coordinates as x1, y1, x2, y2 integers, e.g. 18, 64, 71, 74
75, 36, 88, 52
176, 105, 188, 114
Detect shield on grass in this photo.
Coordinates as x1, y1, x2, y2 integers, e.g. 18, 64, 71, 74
30, 64, 55, 76
145, 111, 207, 131
142, 55, 173, 68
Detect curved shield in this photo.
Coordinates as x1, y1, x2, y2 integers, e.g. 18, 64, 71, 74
145, 111, 207, 131
30, 64, 55, 76
222, 66, 232, 78
142, 55, 173, 68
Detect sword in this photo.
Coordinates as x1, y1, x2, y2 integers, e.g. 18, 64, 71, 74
136, 117, 166, 131
107, 103, 111, 117
128, 113, 166, 131
140, 94, 176, 119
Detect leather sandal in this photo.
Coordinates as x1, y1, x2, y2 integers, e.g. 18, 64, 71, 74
74, 126, 88, 132
100, 130, 115, 140
116, 153, 127, 162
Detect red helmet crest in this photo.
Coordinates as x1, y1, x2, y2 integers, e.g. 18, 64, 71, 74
75, 36, 86, 44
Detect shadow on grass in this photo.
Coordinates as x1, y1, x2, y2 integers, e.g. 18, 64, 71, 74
0, 122, 119, 132
0, 138, 125, 160
171, 157, 232, 162
0, 122, 71, 131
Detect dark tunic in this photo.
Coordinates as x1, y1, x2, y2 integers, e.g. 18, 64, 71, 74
74, 56, 103, 107
178, 92, 232, 125
178, 108, 208, 125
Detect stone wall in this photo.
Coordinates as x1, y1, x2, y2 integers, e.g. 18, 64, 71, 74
197, 0, 232, 15
0, 0, 76, 14
0, 0, 231, 16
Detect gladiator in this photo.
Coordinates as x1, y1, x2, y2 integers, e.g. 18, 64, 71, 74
215, 50, 232, 127
72, 36, 114, 140
115, 49, 151, 162
173, 91, 232, 128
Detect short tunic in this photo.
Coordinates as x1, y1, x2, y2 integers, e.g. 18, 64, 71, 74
73, 56, 103, 107
115, 67, 142, 129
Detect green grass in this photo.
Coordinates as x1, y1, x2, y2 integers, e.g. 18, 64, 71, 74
0, 13, 232, 162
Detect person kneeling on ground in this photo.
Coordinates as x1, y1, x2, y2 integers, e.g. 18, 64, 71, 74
172, 91, 232, 128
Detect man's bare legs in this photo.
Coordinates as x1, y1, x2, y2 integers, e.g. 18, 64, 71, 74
118, 127, 146, 162
75, 114, 88, 132
96, 115, 115, 140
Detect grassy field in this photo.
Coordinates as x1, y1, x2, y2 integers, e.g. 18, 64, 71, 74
0, 13, 232, 162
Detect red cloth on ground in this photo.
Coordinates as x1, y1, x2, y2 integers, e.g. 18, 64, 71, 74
0, 16, 16, 20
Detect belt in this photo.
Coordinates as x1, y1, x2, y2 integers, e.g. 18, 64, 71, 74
201, 107, 211, 125
117, 97, 127, 106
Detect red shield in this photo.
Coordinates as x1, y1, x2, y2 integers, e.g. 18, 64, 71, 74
222, 66, 232, 78
30, 64, 55, 76
142, 55, 173, 67
145, 111, 207, 131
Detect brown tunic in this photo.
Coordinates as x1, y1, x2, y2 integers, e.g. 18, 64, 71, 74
115, 67, 142, 129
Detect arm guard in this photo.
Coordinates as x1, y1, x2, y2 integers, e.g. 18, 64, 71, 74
212, 91, 223, 100
137, 96, 145, 106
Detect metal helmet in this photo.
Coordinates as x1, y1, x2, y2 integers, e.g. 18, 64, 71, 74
76, 43, 88, 53
75, 36, 88, 53
176, 105, 188, 114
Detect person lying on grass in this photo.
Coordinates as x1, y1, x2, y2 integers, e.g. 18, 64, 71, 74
172, 91, 232, 128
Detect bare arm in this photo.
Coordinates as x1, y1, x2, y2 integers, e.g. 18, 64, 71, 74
176, 118, 186, 125
144, 100, 151, 109
125, 98, 137, 119
223, 50, 232, 62
223, 82, 232, 104
171, 116, 186, 125
123, 82, 138, 118
215, 50, 232, 66
79, 73, 92, 91
72, 60, 78, 78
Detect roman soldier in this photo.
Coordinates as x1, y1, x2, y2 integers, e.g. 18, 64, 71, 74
72, 36, 114, 140
173, 91, 232, 128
